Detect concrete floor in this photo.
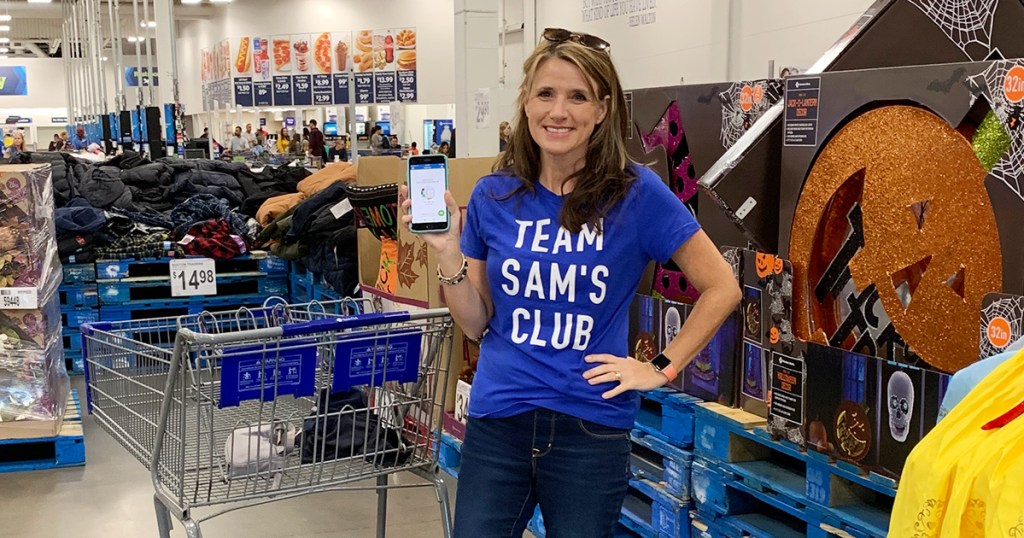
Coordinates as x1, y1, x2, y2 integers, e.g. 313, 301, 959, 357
0, 377, 457, 538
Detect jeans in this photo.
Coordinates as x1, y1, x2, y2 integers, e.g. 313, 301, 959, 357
453, 409, 631, 538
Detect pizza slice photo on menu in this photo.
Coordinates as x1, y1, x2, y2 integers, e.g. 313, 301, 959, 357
273, 39, 291, 71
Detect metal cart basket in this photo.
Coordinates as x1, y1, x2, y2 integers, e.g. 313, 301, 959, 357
81, 299, 455, 538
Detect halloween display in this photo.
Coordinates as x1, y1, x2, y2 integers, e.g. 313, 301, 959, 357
699, 0, 1024, 253
0, 164, 70, 436
624, 83, 781, 303
780, 60, 1024, 373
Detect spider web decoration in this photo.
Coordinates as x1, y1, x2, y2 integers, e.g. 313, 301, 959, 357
719, 80, 784, 149
979, 295, 1024, 358
907, 0, 999, 59
967, 61, 1024, 202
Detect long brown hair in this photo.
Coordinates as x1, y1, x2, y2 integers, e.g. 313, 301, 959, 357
495, 37, 634, 232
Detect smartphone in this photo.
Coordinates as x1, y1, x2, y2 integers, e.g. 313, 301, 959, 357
407, 154, 450, 233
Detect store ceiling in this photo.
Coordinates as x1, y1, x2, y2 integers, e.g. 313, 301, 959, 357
0, 1, 217, 58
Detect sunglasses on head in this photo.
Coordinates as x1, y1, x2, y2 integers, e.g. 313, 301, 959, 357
542, 28, 611, 52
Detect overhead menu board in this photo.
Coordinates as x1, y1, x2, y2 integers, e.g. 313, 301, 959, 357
201, 39, 233, 111
201, 27, 416, 111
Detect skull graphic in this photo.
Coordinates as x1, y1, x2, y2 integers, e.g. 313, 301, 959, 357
665, 307, 681, 345
887, 370, 915, 442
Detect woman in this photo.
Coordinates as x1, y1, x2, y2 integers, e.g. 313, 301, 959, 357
48, 134, 63, 152
400, 29, 740, 537
289, 133, 303, 156
498, 120, 511, 152
370, 126, 384, 155
6, 130, 27, 158
437, 141, 449, 157
277, 128, 290, 154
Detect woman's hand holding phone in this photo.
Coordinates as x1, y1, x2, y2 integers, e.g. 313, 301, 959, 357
399, 184, 464, 270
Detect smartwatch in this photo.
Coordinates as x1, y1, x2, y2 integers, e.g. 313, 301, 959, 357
650, 352, 679, 382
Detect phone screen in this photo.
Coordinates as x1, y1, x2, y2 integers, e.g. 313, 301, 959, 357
409, 159, 449, 231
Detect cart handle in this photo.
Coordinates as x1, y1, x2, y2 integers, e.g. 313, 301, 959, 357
279, 311, 412, 336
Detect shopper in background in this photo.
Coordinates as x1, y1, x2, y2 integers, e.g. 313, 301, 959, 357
498, 120, 511, 151
72, 127, 88, 150
307, 119, 325, 168
242, 123, 258, 149
48, 134, 62, 152
401, 28, 740, 537
199, 127, 209, 139
228, 126, 247, 155
59, 131, 69, 150
327, 138, 348, 162
437, 141, 449, 157
409, 141, 419, 156
277, 128, 290, 154
5, 130, 26, 158
289, 133, 303, 156
370, 125, 384, 155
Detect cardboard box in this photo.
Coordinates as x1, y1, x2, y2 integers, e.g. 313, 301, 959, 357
698, 0, 1024, 252
623, 83, 781, 301
766, 337, 949, 479
731, 249, 795, 418
355, 156, 496, 412
778, 60, 1024, 373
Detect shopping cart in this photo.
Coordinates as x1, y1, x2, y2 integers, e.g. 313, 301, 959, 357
80, 298, 455, 538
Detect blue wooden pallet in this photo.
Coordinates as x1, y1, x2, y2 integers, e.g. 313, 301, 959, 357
58, 284, 98, 308
692, 462, 841, 538
62, 263, 96, 284
290, 273, 313, 303
621, 477, 692, 538
630, 428, 694, 502
97, 275, 288, 305
64, 354, 85, 376
693, 404, 892, 538
61, 305, 101, 329
438, 431, 462, 479
96, 254, 288, 280
0, 389, 85, 473
98, 293, 273, 322
692, 511, 827, 538
634, 388, 700, 449
526, 507, 656, 538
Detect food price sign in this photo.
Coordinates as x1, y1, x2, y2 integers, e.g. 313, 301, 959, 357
170, 258, 218, 297
0, 288, 39, 309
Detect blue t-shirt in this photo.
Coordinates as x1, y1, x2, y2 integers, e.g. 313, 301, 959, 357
460, 165, 700, 428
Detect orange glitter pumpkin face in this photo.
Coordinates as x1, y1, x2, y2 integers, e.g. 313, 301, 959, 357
789, 105, 1002, 372
769, 326, 780, 344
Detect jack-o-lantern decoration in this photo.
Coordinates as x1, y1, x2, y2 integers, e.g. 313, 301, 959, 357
789, 105, 1002, 372
755, 252, 776, 278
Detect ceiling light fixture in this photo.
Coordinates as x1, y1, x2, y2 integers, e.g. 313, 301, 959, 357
210, 0, 233, 3
0, 25, 9, 32
0, 16, 10, 23
140, 20, 156, 28
0, 47, 8, 53
0, 37, 9, 44
181, 0, 201, 4
26, 0, 52, 3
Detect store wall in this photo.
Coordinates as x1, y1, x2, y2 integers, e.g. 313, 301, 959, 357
730, 0, 876, 79
175, 0, 456, 114
534, 0, 729, 88
524, 0, 875, 88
